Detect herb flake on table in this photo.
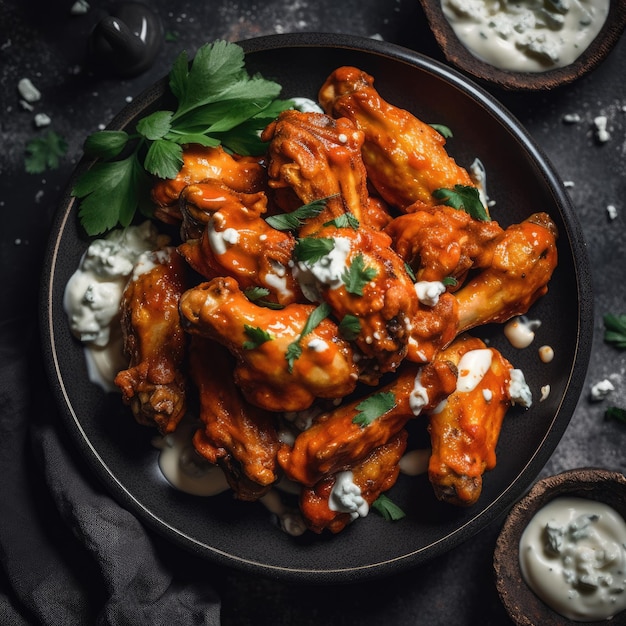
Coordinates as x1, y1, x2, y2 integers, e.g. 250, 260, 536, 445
605, 406, 626, 425
25, 130, 68, 173
604, 313, 626, 349
73, 40, 293, 236
372, 493, 406, 521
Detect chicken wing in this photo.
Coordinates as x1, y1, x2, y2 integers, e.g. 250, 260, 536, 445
114, 247, 188, 434
261, 109, 390, 233
151, 145, 267, 224
178, 276, 359, 412
427, 334, 517, 506
385, 205, 504, 286
319, 66, 474, 211
299, 429, 407, 534
177, 182, 300, 306
455, 212, 558, 333
277, 358, 457, 487
189, 336, 280, 501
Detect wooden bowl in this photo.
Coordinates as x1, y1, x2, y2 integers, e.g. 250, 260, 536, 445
494, 468, 626, 624
418, 0, 626, 90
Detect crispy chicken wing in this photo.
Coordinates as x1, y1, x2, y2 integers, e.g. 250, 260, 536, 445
385, 205, 504, 286
456, 212, 558, 333
189, 336, 280, 500
178, 276, 359, 412
114, 247, 188, 434
427, 334, 516, 506
277, 358, 457, 487
299, 430, 407, 534
261, 109, 390, 233
319, 66, 475, 212
177, 182, 299, 306
151, 145, 267, 224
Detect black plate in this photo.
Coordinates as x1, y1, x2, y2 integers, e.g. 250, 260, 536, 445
40, 33, 592, 583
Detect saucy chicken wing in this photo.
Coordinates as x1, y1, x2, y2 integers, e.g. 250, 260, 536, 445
455, 212, 558, 333
189, 336, 280, 500
151, 145, 266, 224
261, 109, 390, 232
319, 66, 474, 211
114, 247, 188, 434
427, 334, 518, 506
178, 276, 359, 412
277, 358, 457, 487
177, 181, 300, 306
299, 430, 408, 534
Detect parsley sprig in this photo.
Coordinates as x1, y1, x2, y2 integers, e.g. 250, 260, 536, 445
243, 286, 284, 310
73, 40, 293, 235
25, 130, 68, 173
433, 184, 490, 222
342, 253, 377, 295
265, 197, 333, 231
285, 303, 331, 372
242, 324, 273, 350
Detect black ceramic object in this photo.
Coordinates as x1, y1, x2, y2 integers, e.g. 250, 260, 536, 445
88, 1, 163, 77
41, 33, 592, 583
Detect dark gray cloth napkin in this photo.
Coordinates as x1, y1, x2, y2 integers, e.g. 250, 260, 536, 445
0, 317, 221, 625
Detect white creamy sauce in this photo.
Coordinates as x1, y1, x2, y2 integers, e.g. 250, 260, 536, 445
328, 471, 369, 521
441, 0, 610, 73
307, 337, 329, 352
509, 368, 533, 408
207, 220, 240, 255
63, 221, 165, 390
399, 448, 431, 476
409, 370, 430, 416
456, 349, 493, 392
414, 280, 446, 307
539, 344, 555, 363
504, 315, 541, 349
519, 496, 626, 622
290, 97, 324, 113
293, 236, 352, 302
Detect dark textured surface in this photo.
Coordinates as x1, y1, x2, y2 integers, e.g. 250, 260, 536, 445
1, 1, 625, 624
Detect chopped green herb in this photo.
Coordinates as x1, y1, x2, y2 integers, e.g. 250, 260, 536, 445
352, 391, 396, 427
342, 253, 377, 295
433, 184, 490, 222
265, 196, 333, 231
73, 40, 293, 235
25, 130, 68, 173
429, 124, 453, 139
293, 237, 336, 263
338, 314, 361, 341
324, 212, 360, 229
442, 276, 458, 287
605, 406, 626, 424
243, 286, 284, 310
604, 314, 626, 349
242, 324, 273, 350
372, 493, 406, 521
285, 302, 331, 372
404, 262, 416, 283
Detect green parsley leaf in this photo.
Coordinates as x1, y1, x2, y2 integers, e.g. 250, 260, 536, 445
25, 130, 68, 173
293, 237, 336, 263
242, 324, 273, 350
433, 185, 490, 222
243, 287, 284, 310
372, 493, 406, 521
352, 391, 396, 427
342, 253, 378, 295
136, 110, 174, 141
442, 276, 458, 287
143, 139, 183, 179
73, 154, 150, 235
285, 302, 331, 372
324, 212, 360, 229
605, 406, 626, 424
430, 124, 453, 139
604, 314, 626, 349
338, 314, 361, 341
266, 197, 331, 231
83, 130, 129, 160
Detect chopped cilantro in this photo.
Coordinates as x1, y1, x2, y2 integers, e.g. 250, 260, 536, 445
442, 276, 458, 287
265, 196, 333, 231
352, 391, 396, 427
243, 286, 284, 310
242, 324, 273, 350
429, 124, 453, 139
604, 314, 626, 349
433, 184, 490, 222
342, 253, 377, 295
25, 130, 68, 173
372, 493, 406, 521
338, 314, 361, 341
293, 237, 336, 263
324, 212, 360, 229
404, 262, 416, 283
285, 302, 331, 372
